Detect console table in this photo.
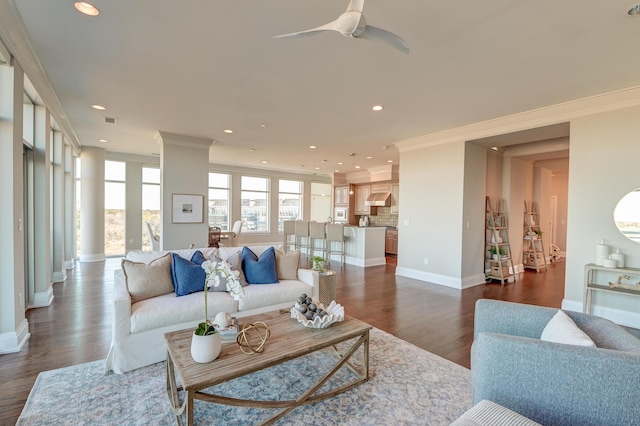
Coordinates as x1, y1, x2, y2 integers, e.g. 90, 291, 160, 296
584, 263, 640, 314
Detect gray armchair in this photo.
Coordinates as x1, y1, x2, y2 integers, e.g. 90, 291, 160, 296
471, 299, 640, 426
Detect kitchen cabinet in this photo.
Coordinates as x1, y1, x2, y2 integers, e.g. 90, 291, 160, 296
334, 185, 350, 206
354, 185, 371, 215
385, 229, 398, 255
390, 183, 399, 214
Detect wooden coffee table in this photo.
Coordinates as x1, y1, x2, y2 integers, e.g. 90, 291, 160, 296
164, 309, 372, 425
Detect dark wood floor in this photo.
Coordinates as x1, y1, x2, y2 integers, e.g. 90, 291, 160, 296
0, 256, 565, 424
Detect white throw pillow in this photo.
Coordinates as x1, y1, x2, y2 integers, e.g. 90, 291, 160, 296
540, 310, 596, 347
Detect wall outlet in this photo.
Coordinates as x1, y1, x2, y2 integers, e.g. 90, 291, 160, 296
404, 219, 409, 226
424, 257, 429, 265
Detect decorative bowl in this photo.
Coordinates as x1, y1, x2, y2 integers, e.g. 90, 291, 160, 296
290, 300, 345, 329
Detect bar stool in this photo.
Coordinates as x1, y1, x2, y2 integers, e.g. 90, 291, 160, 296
283, 220, 296, 253
294, 220, 311, 259
326, 223, 345, 269
309, 221, 327, 259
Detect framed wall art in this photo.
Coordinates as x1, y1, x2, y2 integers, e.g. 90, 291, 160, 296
172, 193, 204, 223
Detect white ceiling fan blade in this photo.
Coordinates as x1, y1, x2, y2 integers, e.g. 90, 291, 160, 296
359, 25, 410, 54
347, 0, 365, 13
274, 21, 340, 39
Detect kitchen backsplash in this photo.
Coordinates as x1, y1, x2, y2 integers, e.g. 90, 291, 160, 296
364, 207, 398, 228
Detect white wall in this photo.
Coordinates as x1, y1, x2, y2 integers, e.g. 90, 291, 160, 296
564, 105, 640, 327
396, 140, 466, 288
461, 142, 488, 284
551, 172, 569, 252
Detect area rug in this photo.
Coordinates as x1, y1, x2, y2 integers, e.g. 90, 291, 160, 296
17, 328, 471, 425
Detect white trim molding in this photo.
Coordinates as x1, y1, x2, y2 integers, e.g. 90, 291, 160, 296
31, 287, 54, 308
0, 318, 30, 354
79, 253, 105, 263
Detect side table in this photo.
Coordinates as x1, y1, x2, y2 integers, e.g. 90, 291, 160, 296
318, 270, 336, 306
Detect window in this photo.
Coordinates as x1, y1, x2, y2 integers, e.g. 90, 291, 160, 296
241, 176, 269, 232
208, 172, 230, 231
142, 167, 160, 250
105, 160, 126, 256
278, 179, 303, 231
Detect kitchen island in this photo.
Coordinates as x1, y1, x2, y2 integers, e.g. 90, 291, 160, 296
338, 226, 386, 267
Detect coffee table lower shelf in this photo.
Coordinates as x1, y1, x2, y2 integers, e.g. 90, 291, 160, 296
164, 310, 372, 426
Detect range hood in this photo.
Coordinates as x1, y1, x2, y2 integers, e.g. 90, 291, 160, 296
365, 192, 391, 207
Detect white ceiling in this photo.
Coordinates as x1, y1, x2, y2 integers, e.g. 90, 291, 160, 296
6, 0, 640, 176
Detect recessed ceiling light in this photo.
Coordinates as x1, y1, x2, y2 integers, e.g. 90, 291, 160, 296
262, 161, 268, 164
372, 105, 384, 111
299, 165, 305, 168
366, 156, 373, 160
74, 2, 99, 16
223, 129, 234, 134
259, 124, 267, 128
98, 139, 107, 143
91, 104, 106, 110
355, 165, 361, 169
309, 145, 317, 149
338, 162, 344, 165
315, 167, 320, 170
249, 148, 256, 152
387, 160, 393, 163
628, 4, 640, 15
335, 169, 340, 172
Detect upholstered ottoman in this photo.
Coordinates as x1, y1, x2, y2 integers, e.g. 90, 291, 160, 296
451, 400, 540, 426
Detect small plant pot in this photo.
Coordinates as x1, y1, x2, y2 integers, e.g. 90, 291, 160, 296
191, 332, 221, 363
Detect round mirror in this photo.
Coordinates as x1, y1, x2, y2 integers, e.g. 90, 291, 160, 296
614, 188, 640, 243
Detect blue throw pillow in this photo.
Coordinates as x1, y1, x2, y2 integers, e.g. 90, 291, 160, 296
241, 246, 279, 284
171, 252, 206, 297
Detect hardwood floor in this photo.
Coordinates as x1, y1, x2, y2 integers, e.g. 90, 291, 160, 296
0, 256, 565, 424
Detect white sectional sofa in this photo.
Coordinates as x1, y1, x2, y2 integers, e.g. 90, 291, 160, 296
105, 245, 318, 374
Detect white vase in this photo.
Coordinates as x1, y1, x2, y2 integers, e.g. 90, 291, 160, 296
190, 332, 221, 363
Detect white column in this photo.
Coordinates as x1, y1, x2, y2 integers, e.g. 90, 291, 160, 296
51, 130, 66, 282
80, 147, 105, 262
64, 144, 75, 269
0, 62, 30, 353
32, 105, 53, 307
155, 132, 212, 250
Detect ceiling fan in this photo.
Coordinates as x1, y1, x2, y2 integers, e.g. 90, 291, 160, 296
274, 0, 409, 54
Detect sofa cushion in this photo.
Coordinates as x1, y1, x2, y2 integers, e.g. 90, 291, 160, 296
130, 290, 238, 334
238, 279, 311, 311
540, 310, 596, 347
242, 246, 279, 284
276, 250, 300, 280
215, 250, 248, 289
122, 253, 174, 304
171, 252, 207, 297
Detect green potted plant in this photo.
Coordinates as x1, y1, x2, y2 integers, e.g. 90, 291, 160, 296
312, 256, 326, 271
534, 229, 543, 238
190, 259, 242, 363
488, 247, 507, 260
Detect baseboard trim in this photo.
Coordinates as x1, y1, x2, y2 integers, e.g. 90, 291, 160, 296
345, 256, 386, 268
64, 259, 75, 269
395, 266, 462, 289
79, 253, 105, 263
0, 318, 30, 354
53, 269, 67, 283
31, 287, 54, 308
562, 299, 640, 329
462, 273, 488, 289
